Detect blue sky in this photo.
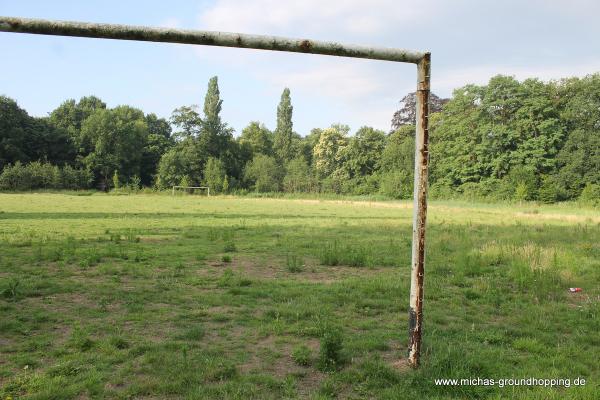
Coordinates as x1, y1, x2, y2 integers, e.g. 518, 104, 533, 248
1, 0, 599, 135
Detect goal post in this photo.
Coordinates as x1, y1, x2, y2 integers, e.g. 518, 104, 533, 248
0, 16, 431, 368
171, 186, 210, 196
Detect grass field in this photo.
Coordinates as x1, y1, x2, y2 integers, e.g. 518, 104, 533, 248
0, 193, 598, 399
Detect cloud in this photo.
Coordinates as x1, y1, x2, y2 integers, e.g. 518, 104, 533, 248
197, 0, 440, 38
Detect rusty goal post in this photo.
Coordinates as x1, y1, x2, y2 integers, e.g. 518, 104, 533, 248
0, 16, 431, 367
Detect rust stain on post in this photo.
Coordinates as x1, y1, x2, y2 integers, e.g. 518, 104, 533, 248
299, 39, 313, 52
408, 53, 430, 368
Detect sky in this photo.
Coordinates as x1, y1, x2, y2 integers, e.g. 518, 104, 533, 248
1, 0, 599, 136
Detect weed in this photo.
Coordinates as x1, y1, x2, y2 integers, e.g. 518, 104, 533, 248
2, 277, 20, 300
291, 344, 311, 366
70, 330, 95, 352
286, 254, 304, 272
109, 336, 129, 350
318, 325, 344, 372
221, 255, 232, 263
223, 241, 237, 252
319, 241, 340, 266
178, 325, 205, 341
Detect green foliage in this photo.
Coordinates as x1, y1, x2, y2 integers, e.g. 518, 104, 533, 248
1, 96, 75, 171
579, 183, 600, 205
313, 126, 348, 179
318, 324, 344, 372
112, 170, 120, 190
0, 161, 91, 191
81, 106, 148, 189
170, 105, 202, 140
340, 126, 386, 179
538, 176, 560, 203
274, 88, 293, 163
203, 157, 226, 193
291, 344, 311, 366
319, 241, 370, 267
4, 73, 600, 201
239, 121, 273, 157
378, 170, 412, 199
283, 157, 316, 193
285, 254, 304, 273
156, 139, 203, 188
514, 182, 528, 202
244, 155, 281, 192
222, 175, 229, 193
2, 277, 20, 300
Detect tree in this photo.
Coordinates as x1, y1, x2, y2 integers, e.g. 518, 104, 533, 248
238, 121, 273, 157
199, 76, 233, 159
0, 96, 75, 170
274, 88, 293, 163
170, 106, 202, 140
156, 139, 203, 188
391, 92, 448, 131
141, 113, 173, 186
49, 96, 106, 154
380, 125, 415, 173
555, 75, 600, 198
80, 106, 148, 189
313, 126, 348, 179
340, 126, 386, 179
283, 157, 316, 193
203, 157, 226, 193
244, 155, 281, 192
0, 96, 35, 169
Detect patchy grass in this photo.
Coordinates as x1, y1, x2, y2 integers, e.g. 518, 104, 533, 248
0, 193, 598, 399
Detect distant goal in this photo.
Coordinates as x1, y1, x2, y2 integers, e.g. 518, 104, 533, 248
171, 186, 210, 196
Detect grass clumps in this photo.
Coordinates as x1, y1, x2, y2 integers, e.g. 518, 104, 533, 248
286, 254, 304, 273
291, 344, 312, 366
319, 241, 371, 267
317, 324, 344, 372
2, 277, 20, 301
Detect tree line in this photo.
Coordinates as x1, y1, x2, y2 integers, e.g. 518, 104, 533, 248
0, 74, 599, 203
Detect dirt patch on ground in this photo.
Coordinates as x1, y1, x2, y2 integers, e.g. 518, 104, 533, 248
205, 256, 389, 284
238, 334, 324, 397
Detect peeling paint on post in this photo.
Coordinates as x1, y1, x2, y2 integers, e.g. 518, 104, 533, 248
0, 16, 425, 64
0, 15, 432, 368
408, 53, 431, 368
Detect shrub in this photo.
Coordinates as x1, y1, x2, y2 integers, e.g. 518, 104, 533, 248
378, 170, 411, 199
579, 183, 600, 205
0, 161, 92, 191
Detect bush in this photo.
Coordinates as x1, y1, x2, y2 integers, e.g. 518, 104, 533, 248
378, 170, 411, 199
537, 176, 560, 203
579, 183, 600, 205
0, 161, 92, 191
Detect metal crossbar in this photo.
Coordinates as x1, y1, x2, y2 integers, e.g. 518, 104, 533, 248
0, 15, 431, 368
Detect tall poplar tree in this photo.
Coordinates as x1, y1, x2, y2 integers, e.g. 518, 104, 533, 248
274, 88, 293, 163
